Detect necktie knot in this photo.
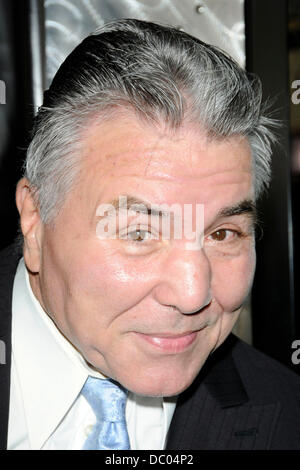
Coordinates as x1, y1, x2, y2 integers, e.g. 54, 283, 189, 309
81, 376, 128, 422
81, 376, 130, 450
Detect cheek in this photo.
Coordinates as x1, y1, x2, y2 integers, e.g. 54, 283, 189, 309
71, 247, 157, 314
212, 245, 256, 312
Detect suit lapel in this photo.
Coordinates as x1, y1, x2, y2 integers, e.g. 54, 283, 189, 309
166, 335, 282, 450
0, 244, 22, 450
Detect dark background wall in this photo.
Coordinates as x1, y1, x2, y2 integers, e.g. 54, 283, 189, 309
0, 1, 35, 249
246, 0, 296, 369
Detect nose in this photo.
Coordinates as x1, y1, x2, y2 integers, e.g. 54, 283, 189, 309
153, 245, 212, 314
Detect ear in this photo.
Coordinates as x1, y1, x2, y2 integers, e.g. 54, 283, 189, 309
16, 177, 43, 273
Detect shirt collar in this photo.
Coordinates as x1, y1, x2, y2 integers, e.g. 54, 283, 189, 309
12, 258, 104, 449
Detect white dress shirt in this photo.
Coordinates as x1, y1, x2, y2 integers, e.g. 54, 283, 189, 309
7, 259, 176, 450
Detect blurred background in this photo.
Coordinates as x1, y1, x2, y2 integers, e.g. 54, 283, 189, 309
0, 0, 299, 370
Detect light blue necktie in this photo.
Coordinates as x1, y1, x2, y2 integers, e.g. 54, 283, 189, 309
81, 376, 130, 450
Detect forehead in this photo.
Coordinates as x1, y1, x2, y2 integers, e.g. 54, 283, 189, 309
82, 114, 251, 171
76, 113, 253, 208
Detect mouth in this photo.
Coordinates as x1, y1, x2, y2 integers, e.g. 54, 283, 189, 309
134, 328, 205, 354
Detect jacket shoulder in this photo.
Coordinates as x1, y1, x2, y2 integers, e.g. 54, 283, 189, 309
0, 243, 22, 450
232, 337, 300, 448
232, 336, 300, 400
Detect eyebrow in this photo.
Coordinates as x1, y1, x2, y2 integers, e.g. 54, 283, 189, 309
218, 199, 257, 224
104, 195, 257, 223
107, 195, 171, 218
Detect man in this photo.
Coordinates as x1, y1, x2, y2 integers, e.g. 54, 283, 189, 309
1, 18, 300, 450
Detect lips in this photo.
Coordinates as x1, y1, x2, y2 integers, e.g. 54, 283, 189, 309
134, 330, 200, 353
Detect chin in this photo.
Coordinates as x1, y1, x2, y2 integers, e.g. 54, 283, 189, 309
113, 366, 200, 398
86, 346, 208, 397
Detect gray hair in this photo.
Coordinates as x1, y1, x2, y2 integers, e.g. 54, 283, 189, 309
24, 19, 277, 224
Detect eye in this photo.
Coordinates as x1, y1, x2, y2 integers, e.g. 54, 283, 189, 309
208, 229, 241, 242
120, 226, 162, 255
126, 228, 153, 242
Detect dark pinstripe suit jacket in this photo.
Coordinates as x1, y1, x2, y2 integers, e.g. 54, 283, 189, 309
1, 244, 300, 450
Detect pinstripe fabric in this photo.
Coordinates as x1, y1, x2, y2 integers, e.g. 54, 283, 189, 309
166, 336, 283, 450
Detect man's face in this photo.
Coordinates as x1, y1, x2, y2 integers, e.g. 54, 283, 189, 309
26, 113, 256, 397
